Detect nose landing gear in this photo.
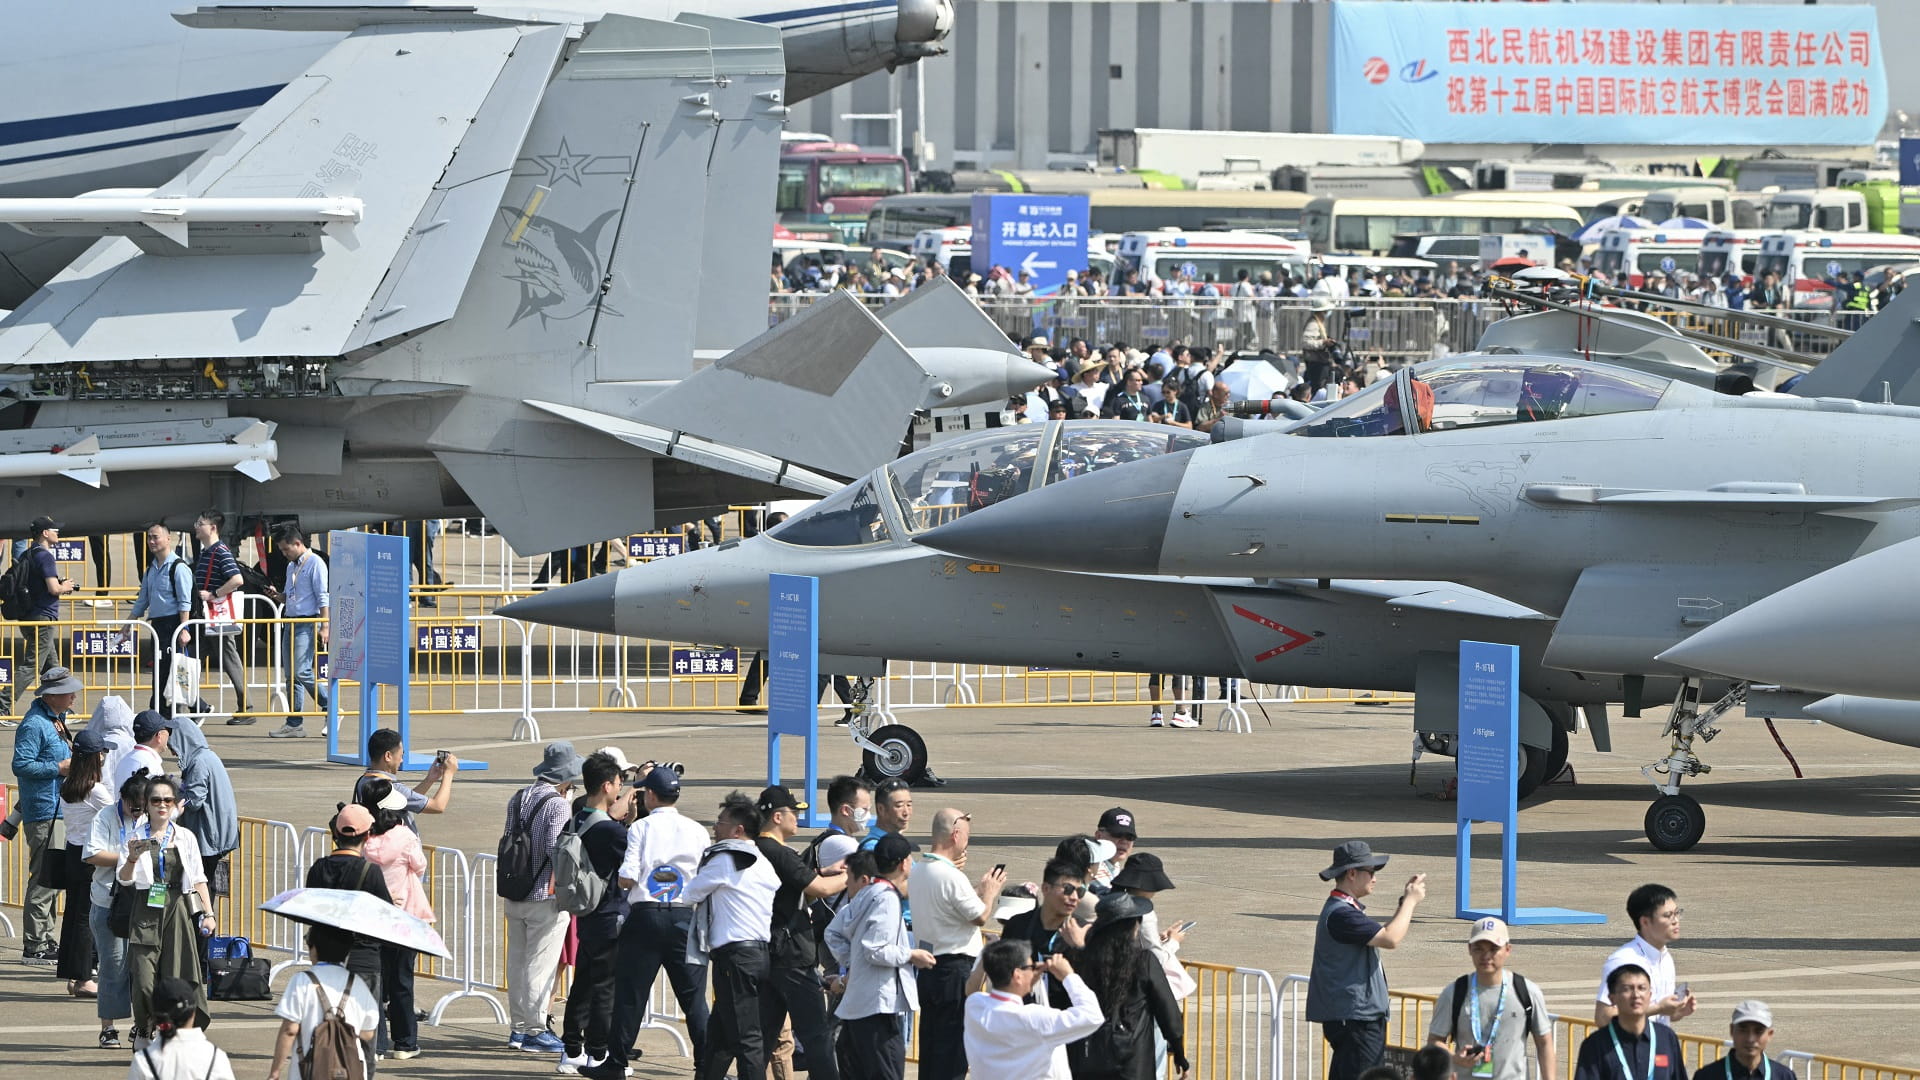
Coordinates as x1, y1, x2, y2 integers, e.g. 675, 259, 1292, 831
1640, 679, 1747, 851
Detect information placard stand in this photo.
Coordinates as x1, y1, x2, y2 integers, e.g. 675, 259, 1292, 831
1455, 640, 1602, 927
323, 531, 485, 772
768, 573, 827, 829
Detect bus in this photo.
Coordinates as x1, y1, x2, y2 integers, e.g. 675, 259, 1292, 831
1753, 232, 1920, 308
1300, 197, 1582, 255
1115, 230, 1310, 288
776, 150, 912, 244
866, 190, 1316, 252
1446, 189, 1642, 226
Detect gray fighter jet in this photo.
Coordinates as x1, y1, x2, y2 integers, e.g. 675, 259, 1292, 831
499, 419, 1709, 796
919, 297, 1920, 850
0, 10, 1045, 552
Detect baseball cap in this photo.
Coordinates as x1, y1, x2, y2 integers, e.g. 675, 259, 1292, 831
332, 804, 374, 839
1467, 916, 1510, 947
375, 786, 409, 812
72, 728, 107, 755
1731, 1000, 1774, 1029
28, 515, 60, 533
756, 785, 808, 813
1097, 806, 1137, 839
642, 765, 681, 797
817, 834, 860, 869
132, 709, 175, 740
873, 832, 913, 871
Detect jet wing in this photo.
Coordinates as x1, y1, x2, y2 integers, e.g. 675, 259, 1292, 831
0, 16, 567, 362
1522, 483, 1920, 515
1265, 578, 1552, 620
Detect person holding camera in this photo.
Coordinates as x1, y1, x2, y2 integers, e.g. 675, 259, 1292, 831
5, 515, 79, 721
350, 728, 458, 836
1307, 841, 1426, 1080
116, 773, 215, 1048
1425, 918, 1554, 1080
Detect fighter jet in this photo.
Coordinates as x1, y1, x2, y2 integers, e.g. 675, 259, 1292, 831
0, 10, 1045, 553
0, 0, 953, 307
499, 419, 1712, 796
919, 295, 1920, 851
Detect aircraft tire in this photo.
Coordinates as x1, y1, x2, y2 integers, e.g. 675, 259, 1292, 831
1516, 742, 1553, 800
1644, 793, 1707, 852
862, 724, 929, 784
1541, 721, 1571, 781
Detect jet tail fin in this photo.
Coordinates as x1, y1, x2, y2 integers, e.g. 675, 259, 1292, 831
1788, 285, 1920, 405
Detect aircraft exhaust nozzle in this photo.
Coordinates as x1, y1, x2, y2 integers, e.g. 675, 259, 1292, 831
895, 0, 954, 44
1655, 537, 1920, 699
908, 346, 1058, 410
916, 446, 1194, 574
1803, 695, 1920, 749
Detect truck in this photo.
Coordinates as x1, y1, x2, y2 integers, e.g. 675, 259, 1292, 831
1095, 128, 1424, 187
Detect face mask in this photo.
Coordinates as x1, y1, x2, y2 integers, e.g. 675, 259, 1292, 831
851, 806, 874, 830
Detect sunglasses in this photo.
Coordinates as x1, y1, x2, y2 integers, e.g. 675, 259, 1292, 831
148, 796, 177, 806
1053, 882, 1088, 897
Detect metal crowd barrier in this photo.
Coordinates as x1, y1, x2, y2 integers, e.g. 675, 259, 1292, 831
1184, 960, 1282, 1080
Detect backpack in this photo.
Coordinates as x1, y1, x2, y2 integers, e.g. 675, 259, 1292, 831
0, 550, 38, 620
552, 809, 611, 915
298, 970, 366, 1080
496, 788, 563, 901
1446, 972, 1540, 1048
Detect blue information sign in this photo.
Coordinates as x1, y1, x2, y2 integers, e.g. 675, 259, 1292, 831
71, 629, 134, 658
416, 625, 480, 652
767, 574, 825, 827
51, 539, 87, 563
1455, 640, 1601, 927
627, 533, 686, 560
1902, 137, 1920, 187
970, 194, 1091, 296
671, 647, 740, 677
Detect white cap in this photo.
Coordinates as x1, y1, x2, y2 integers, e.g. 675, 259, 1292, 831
1731, 1000, 1773, 1029
597, 746, 636, 773
1467, 916, 1510, 947
816, 834, 859, 870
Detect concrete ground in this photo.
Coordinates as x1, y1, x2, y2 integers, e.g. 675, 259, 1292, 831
6, 696, 1920, 1078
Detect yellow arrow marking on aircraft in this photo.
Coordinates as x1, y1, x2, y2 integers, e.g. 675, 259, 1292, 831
966, 563, 1000, 573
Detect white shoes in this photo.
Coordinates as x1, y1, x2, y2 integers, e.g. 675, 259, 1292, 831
1148, 712, 1164, 727
1169, 712, 1199, 729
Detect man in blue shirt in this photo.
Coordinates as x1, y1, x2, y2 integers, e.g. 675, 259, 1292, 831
1574, 965, 1688, 1080
267, 526, 330, 738
188, 509, 251, 724
128, 523, 192, 718
5, 516, 77, 721
1306, 840, 1427, 1080
10, 664, 79, 963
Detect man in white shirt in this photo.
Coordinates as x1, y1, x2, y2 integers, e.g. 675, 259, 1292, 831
590, 767, 712, 1080
910, 808, 1008, 1080
683, 792, 780, 1080
964, 938, 1104, 1080
1594, 883, 1696, 1028
112, 709, 171, 795
266, 925, 379, 1080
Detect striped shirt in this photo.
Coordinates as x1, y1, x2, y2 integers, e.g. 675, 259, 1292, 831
193, 541, 242, 595
503, 783, 572, 900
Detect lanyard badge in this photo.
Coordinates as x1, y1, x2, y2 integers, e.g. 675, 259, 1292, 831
1468, 974, 1506, 1078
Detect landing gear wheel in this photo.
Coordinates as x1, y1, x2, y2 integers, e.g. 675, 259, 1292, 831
1516, 742, 1553, 799
1644, 793, 1707, 852
860, 724, 929, 785
1541, 723, 1571, 783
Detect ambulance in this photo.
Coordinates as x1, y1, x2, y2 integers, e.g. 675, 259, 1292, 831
1694, 230, 1773, 284
1114, 229, 1311, 288
1591, 228, 1717, 288
1752, 231, 1920, 310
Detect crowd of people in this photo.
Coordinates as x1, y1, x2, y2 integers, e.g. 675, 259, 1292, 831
2, 669, 1817, 1080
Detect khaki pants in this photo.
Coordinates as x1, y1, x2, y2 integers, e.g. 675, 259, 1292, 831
504, 898, 571, 1034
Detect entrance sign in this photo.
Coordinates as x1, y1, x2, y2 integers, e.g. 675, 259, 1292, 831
768, 574, 826, 828
970, 194, 1091, 297
1331, 2, 1885, 145
1455, 640, 1603, 927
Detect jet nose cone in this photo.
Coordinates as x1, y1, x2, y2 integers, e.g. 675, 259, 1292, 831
916, 448, 1192, 574
1009, 354, 1058, 393
496, 572, 619, 635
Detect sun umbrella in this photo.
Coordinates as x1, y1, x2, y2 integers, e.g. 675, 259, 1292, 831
1219, 357, 1293, 401
1488, 256, 1535, 272
1574, 214, 1650, 242
1655, 216, 1711, 230
261, 888, 451, 959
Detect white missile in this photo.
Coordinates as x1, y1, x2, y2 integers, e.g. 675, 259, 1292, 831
0, 195, 362, 251
1803, 695, 1920, 749
0, 422, 279, 487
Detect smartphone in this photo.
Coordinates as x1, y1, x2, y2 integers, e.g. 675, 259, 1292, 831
1462, 1045, 1486, 1057
1676, 983, 1691, 998
993, 863, 1007, 874
1175, 919, 1199, 933
434, 749, 450, 766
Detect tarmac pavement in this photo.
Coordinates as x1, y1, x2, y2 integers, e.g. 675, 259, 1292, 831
7, 696, 1920, 1077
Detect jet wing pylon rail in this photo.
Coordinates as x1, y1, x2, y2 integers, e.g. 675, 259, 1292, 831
1481, 282, 1824, 375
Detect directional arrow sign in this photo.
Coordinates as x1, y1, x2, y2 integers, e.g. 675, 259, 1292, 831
970, 193, 1090, 297
1020, 251, 1057, 276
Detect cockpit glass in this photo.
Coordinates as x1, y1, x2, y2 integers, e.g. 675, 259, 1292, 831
767, 479, 891, 547
1422, 360, 1670, 431
1048, 426, 1209, 485
1290, 378, 1408, 438
886, 431, 1046, 532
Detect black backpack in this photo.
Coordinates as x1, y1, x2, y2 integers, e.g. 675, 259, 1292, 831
1446, 972, 1541, 1047
0, 551, 38, 620
497, 788, 563, 901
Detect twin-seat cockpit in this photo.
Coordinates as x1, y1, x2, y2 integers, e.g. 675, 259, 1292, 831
768, 422, 1209, 547
1293, 358, 1678, 439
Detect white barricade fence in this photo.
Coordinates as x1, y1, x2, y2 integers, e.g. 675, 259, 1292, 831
407, 613, 538, 741
427, 845, 504, 1024
1183, 963, 1283, 1080
451, 854, 511, 1020
172, 593, 285, 725
50, 616, 165, 714
1274, 974, 1320, 1080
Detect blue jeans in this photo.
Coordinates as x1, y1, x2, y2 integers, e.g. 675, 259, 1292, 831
284, 622, 327, 725
89, 902, 131, 1023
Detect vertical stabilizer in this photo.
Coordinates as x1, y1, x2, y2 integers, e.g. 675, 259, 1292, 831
1789, 283, 1920, 405
678, 13, 786, 359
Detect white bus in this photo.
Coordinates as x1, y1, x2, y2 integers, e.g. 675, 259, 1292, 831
1300, 197, 1581, 255
1115, 229, 1311, 287
1753, 232, 1920, 309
